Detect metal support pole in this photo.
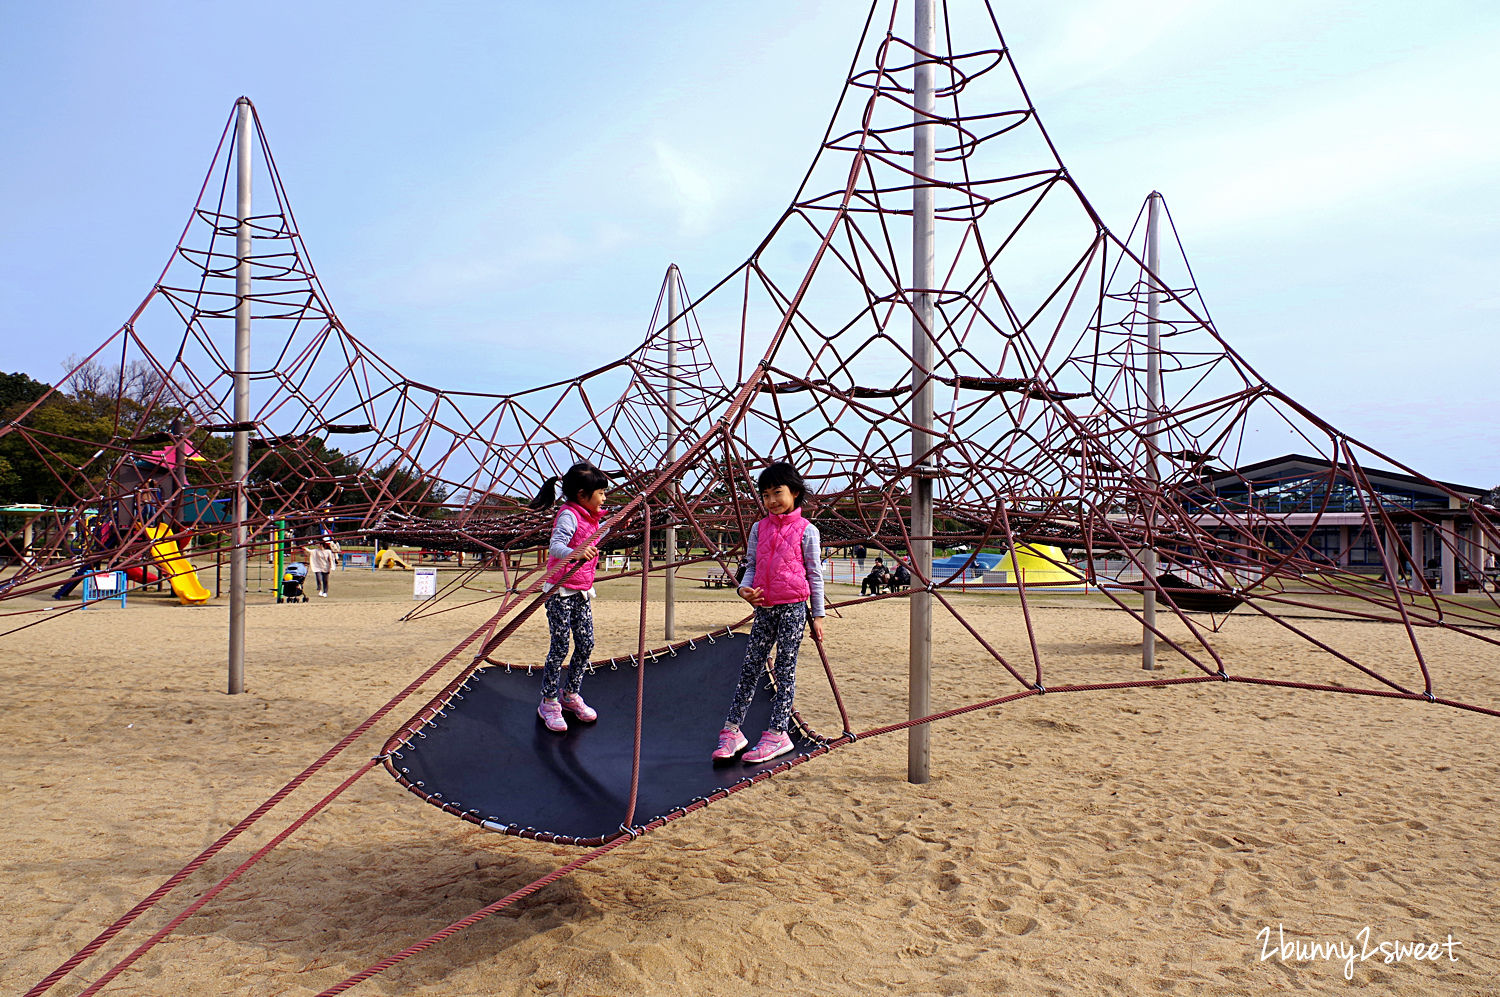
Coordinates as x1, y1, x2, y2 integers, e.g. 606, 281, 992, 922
664, 266, 679, 640
1142, 191, 1162, 670
1411, 520, 1422, 584
1440, 519, 1457, 595
228, 97, 252, 695
908, 0, 936, 784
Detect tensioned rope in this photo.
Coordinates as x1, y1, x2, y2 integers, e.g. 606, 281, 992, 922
25, 595, 522, 997
26, 558, 1500, 997
14, 0, 1500, 990
306, 627, 1500, 995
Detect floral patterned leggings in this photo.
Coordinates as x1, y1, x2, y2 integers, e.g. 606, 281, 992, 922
724, 602, 806, 733
540, 591, 594, 700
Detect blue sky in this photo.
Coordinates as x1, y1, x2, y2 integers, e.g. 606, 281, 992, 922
2, 1, 1497, 486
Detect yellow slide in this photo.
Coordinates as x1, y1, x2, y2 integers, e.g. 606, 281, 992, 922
144, 524, 212, 605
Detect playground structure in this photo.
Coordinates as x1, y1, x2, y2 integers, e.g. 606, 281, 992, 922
7, 0, 1500, 993
29, 439, 217, 607
143, 524, 211, 605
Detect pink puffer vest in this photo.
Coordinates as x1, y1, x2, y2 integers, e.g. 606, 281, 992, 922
753, 508, 810, 606
544, 501, 602, 592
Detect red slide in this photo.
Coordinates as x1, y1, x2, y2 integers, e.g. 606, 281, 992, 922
124, 565, 161, 585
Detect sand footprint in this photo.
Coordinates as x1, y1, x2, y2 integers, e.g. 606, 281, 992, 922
1001, 913, 1039, 935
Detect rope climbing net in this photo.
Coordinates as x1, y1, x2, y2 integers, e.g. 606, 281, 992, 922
10, 1, 1500, 993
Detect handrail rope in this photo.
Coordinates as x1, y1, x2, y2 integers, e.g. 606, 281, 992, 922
995, 499, 1046, 688
86, 649, 1500, 997
809, 627, 852, 735
27, 29, 1500, 996
464, 503, 642, 671
623, 502, 652, 831
1225, 675, 1500, 717
24, 605, 507, 997
72, 760, 379, 997
313, 831, 641, 996
857, 687, 1042, 738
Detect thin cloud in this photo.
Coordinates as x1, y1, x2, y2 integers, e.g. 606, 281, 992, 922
1020, 0, 1222, 92
1143, 37, 1500, 234
373, 222, 633, 304
652, 140, 720, 237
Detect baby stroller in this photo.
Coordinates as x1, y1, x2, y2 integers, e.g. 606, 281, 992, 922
278, 562, 308, 603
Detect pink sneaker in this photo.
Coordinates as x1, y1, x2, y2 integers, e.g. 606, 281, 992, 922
559, 692, 597, 723
538, 699, 567, 732
711, 726, 748, 760
742, 730, 793, 763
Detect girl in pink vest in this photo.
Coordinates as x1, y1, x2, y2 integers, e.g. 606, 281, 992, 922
713, 461, 827, 763
528, 461, 610, 732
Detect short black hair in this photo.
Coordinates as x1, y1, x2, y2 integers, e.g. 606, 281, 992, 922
756, 461, 806, 508
528, 461, 610, 509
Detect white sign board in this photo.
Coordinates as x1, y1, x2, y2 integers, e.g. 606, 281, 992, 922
413, 566, 438, 600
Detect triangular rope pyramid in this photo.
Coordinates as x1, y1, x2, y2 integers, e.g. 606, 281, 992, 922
14, 3, 1500, 995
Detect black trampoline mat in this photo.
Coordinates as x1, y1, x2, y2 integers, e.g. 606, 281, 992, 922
387, 631, 825, 843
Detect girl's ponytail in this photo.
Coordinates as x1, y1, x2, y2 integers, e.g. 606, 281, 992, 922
530, 462, 610, 509
527, 475, 562, 510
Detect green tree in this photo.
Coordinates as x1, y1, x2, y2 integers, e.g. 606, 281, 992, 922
247, 436, 362, 514
0, 455, 18, 498
358, 460, 452, 518
0, 371, 52, 413
0, 372, 117, 505
0, 365, 232, 506
61, 355, 186, 432
0, 371, 55, 503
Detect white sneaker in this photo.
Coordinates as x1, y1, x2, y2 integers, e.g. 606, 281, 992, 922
319, 591, 327, 597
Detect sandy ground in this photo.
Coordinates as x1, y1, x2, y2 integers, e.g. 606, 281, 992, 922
3, 564, 1499, 996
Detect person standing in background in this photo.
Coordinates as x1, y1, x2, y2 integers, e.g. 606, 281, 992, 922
307, 536, 340, 598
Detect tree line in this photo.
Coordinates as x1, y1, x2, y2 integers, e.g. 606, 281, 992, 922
0, 362, 448, 520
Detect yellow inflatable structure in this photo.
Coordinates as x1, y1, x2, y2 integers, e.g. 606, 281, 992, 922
375, 548, 412, 570
997, 544, 1084, 586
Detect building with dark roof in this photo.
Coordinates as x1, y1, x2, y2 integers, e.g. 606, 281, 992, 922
1185, 454, 1493, 594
